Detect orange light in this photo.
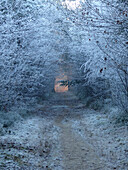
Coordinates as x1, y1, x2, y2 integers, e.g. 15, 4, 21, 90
54, 75, 68, 93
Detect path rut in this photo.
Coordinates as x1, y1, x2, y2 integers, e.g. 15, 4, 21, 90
54, 92, 104, 170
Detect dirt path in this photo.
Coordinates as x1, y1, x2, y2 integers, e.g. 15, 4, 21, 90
1, 91, 127, 169
54, 92, 104, 170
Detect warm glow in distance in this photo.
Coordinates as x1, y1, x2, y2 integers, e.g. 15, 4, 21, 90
54, 75, 68, 93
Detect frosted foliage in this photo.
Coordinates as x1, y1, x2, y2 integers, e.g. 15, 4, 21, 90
0, 0, 127, 113
59, 0, 128, 112
0, 0, 67, 109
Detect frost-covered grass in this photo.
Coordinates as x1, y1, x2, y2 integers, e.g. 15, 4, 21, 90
0, 116, 63, 169
71, 108, 128, 170
0, 111, 22, 136
0, 104, 38, 136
